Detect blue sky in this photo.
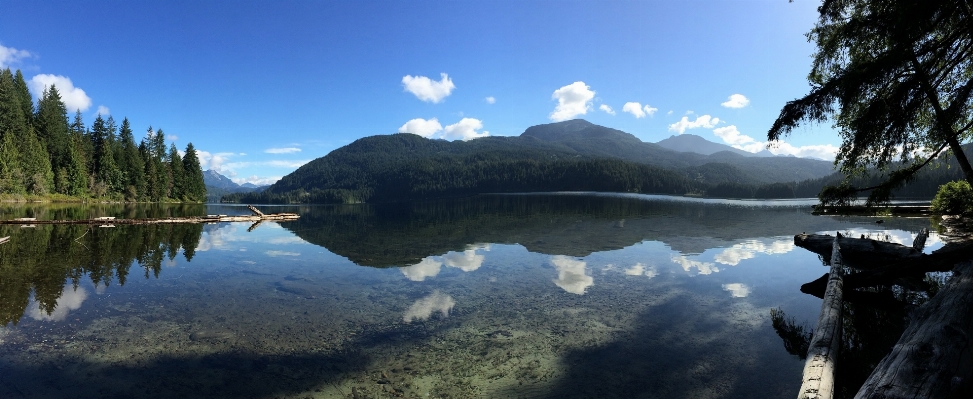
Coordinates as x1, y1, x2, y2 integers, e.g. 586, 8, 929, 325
0, 0, 838, 185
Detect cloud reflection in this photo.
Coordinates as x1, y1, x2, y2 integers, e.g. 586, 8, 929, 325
722, 283, 751, 298
28, 285, 87, 321
401, 244, 490, 281
672, 255, 719, 276
624, 262, 659, 278
400, 258, 444, 281
403, 290, 456, 323
714, 239, 794, 266
551, 255, 594, 295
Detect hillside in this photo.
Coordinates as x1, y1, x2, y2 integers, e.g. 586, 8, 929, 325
226, 119, 839, 204
204, 170, 269, 202
656, 134, 775, 157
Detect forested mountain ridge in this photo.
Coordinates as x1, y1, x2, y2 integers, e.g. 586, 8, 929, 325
226, 119, 839, 204
656, 133, 776, 157
0, 68, 205, 202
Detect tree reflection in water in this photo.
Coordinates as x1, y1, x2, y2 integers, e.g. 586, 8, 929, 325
0, 223, 203, 326
771, 275, 947, 398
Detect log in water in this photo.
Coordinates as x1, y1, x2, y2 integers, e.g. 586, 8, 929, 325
798, 235, 845, 399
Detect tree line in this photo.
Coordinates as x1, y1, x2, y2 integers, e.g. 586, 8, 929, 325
0, 68, 205, 202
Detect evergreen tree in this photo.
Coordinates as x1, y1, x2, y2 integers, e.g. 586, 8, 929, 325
119, 118, 145, 200
13, 70, 33, 128
182, 142, 205, 202
140, 139, 159, 200
35, 85, 74, 193
769, 0, 973, 205
168, 143, 185, 200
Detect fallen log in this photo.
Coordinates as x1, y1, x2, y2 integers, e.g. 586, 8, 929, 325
0, 213, 300, 225
0, 236, 9, 245
800, 241, 973, 295
795, 233, 923, 269
854, 260, 973, 399
247, 204, 265, 217
798, 235, 845, 399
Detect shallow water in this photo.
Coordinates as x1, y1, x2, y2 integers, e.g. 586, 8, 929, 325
0, 194, 942, 398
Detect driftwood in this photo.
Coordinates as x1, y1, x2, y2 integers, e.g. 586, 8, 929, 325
0, 236, 9, 245
801, 240, 973, 296
854, 260, 973, 399
913, 228, 929, 251
796, 233, 923, 269
0, 205, 298, 226
799, 236, 845, 399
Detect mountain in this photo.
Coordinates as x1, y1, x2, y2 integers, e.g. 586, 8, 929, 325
226, 120, 839, 204
656, 134, 774, 157
204, 170, 270, 202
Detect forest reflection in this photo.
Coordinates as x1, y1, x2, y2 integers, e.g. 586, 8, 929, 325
0, 223, 203, 326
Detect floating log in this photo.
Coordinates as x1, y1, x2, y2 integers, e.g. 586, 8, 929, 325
798, 235, 845, 399
854, 260, 973, 398
913, 228, 929, 251
247, 204, 265, 217
0, 213, 299, 226
800, 241, 973, 296
0, 236, 9, 245
795, 233, 922, 268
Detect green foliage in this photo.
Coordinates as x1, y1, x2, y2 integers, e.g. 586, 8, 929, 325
0, 69, 204, 202
769, 0, 973, 205
931, 180, 973, 215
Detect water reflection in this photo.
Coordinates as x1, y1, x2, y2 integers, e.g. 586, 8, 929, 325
27, 285, 88, 321
722, 283, 751, 298
714, 239, 795, 266
551, 255, 593, 295
671, 254, 719, 275
403, 290, 456, 323
0, 223, 202, 326
399, 245, 490, 281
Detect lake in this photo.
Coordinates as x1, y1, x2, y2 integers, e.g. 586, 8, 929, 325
0, 193, 943, 398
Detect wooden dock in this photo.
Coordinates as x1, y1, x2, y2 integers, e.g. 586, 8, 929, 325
0, 205, 299, 226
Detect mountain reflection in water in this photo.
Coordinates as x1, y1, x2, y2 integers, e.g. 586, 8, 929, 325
0, 195, 943, 398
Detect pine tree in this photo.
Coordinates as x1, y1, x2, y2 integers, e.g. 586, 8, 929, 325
119, 118, 145, 200
182, 142, 206, 202
12, 70, 33, 128
168, 143, 185, 200
35, 85, 74, 194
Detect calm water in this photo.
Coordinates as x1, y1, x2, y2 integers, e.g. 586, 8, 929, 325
0, 194, 942, 398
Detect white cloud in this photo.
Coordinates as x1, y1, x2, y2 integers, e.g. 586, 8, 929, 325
549, 81, 595, 122
28, 285, 87, 321
167, 134, 178, 141
29, 74, 93, 112
229, 175, 280, 186
95, 105, 110, 116
715, 240, 795, 266
709, 125, 839, 160
622, 102, 646, 118
265, 147, 301, 154
265, 250, 300, 257
551, 255, 594, 295
713, 125, 753, 146
398, 117, 443, 138
667, 110, 673, 116
403, 290, 456, 323
402, 73, 455, 103
485, 96, 496, 104
442, 249, 485, 272
721, 94, 750, 108
623, 262, 657, 278
643, 104, 658, 116
599, 104, 615, 115
195, 151, 237, 172
443, 118, 489, 141
400, 258, 443, 281
671, 255, 719, 276
668, 115, 720, 134
0, 43, 32, 68
722, 283, 751, 298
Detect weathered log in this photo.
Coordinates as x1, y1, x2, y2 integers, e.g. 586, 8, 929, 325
0, 236, 9, 245
801, 241, 973, 295
0, 213, 300, 225
796, 233, 923, 269
247, 205, 265, 217
799, 236, 845, 399
854, 260, 973, 399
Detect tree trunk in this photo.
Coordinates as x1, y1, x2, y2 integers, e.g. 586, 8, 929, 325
945, 134, 973, 186
798, 236, 845, 399
854, 260, 973, 399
